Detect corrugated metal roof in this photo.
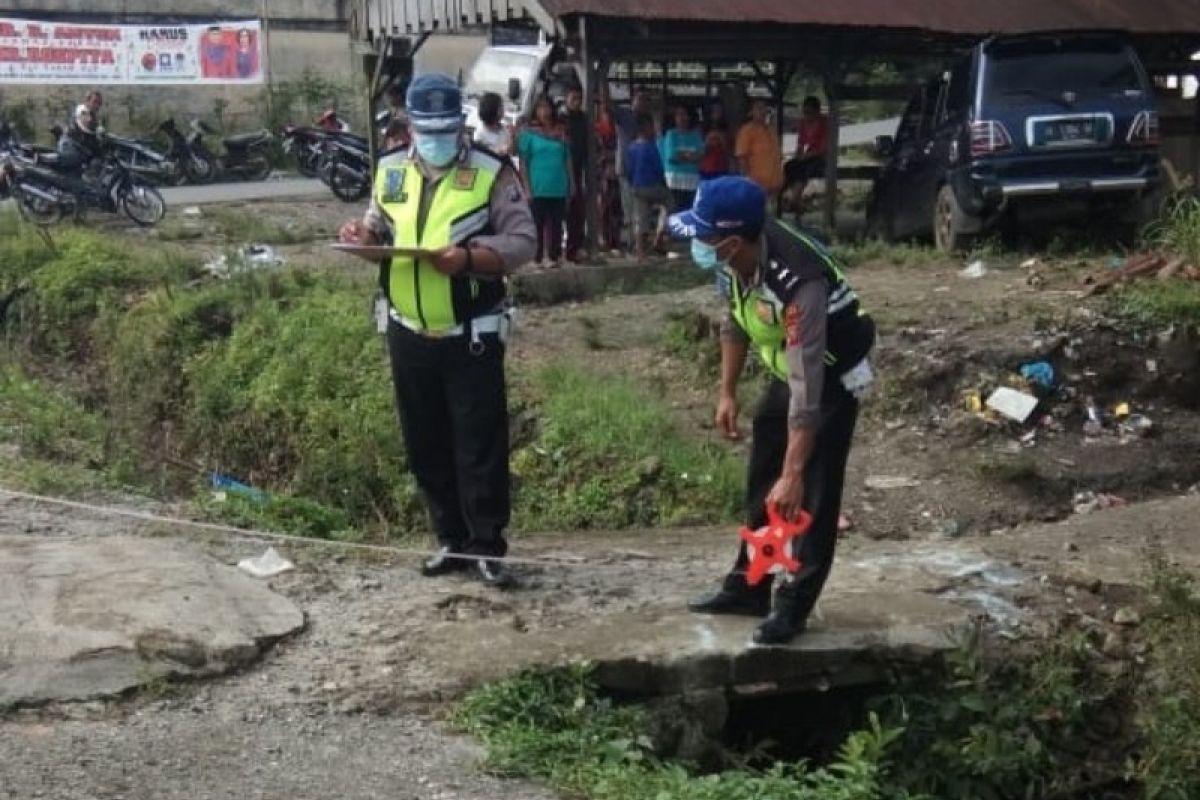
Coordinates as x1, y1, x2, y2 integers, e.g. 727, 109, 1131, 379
537, 0, 1200, 35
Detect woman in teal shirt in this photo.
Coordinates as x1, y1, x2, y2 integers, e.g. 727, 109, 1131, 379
518, 96, 573, 268
659, 105, 705, 211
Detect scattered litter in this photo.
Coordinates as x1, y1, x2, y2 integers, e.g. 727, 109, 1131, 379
237, 546, 295, 578
933, 285, 951, 293
211, 472, 267, 504
1145, 359, 1158, 374
960, 260, 987, 279
1073, 491, 1127, 515
1121, 414, 1155, 438
837, 513, 853, 532
1020, 258, 1041, 269
1113, 402, 1131, 419
986, 387, 1039, 423
203, 244, 285, 278
182, 205, 203, 217
1018, 361, 1059, 395
1082, 251, 1199, 296
865, 475, 922, 490
1083, 396, 1105, 437
1113, 607, 1141, 626
963, 389, 983, 414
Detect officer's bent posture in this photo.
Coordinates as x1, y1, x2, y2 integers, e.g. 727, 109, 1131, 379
669, 176, 876, 644
339, 73, 536, 587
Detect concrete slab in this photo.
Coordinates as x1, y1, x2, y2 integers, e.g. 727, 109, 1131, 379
0, 536, 305, 707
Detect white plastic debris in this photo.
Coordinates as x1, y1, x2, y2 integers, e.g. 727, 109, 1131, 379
864, 475, 922, 490
986, 387, 1039, 423
237, 546, 295, 578
960, 260, 987, 279
203, 244, 285, 278
182, 205, 203, 217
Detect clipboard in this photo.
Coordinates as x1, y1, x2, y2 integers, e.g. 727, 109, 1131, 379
330, 243, 440, 262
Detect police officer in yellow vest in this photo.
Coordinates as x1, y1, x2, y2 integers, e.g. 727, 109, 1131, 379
668, 177, 876, 644
339, 73, 536, 587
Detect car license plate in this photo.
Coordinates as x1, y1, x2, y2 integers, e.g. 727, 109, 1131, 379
1037, 118, 1103, 146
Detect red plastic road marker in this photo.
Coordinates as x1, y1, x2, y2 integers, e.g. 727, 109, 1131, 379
738, 503, 813, 586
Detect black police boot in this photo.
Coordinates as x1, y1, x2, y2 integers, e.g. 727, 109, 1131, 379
752, 583, 808, 645
687, 574, 771, 618
421, 546, 468, 577
474, 557, 515, 589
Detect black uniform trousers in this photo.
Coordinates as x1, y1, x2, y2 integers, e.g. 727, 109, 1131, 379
723, 376, 859, 623
386, 319, 510, 557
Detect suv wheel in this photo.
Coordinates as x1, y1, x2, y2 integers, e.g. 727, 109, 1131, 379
934, 184, 973, 253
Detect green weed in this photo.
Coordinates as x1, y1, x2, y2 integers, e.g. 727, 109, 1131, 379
512, 363, 743, 530
1143, 195, 1200, 267
456, 665, 907, 800
834, 240, 940, 269
1113, 279, 1200, 328
1130, 555, 1200, 799
876, 629, 1133, 799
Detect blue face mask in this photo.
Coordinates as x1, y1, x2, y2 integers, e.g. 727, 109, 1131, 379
414, 132, 460, 167
691, 238, 727, 271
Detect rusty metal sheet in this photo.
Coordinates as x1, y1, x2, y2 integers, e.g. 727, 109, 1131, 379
536, 0, 1200, 35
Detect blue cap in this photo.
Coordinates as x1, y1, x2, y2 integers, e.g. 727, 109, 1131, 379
668, 176, 766, 240
406, 73, 463, 134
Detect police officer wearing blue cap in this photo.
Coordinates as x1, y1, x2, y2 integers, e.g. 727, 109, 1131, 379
340, 73, 536, 587
668, 176, 876, 644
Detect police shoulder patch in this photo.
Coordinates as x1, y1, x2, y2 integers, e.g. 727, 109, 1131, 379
453, 167, 478, 190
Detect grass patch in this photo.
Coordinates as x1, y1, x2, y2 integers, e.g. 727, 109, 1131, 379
833, 239, 940, 269
512, 363, 743, 530
455, 665, 904, 800
205, 206, 327, 245
1143, 195, 1200, 267
1112, 279, 1200, 328
1131, 555, 1200, 799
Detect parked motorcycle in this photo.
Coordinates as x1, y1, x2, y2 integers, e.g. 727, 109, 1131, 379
281, 125, 327, 178
159, 118, 214, 184
107, 131, 180, 186
2, 134, 166, 227
188, 120, 273, 182
325, 134, 371, 203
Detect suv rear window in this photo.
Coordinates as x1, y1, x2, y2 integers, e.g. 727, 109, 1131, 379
984, 38, 1143, 99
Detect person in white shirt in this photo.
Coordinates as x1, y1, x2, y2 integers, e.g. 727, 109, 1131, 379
473, 92, 512, 157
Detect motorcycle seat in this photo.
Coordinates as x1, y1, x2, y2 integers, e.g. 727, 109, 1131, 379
223, 131, 271, 149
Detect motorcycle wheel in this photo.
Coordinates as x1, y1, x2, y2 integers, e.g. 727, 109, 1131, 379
121, 183, 167, 226
330, 171, 370, 203
15, 189, 66, 226
295, 151, 319, 179
244, 157, 273, 182
187, 153, 216, 184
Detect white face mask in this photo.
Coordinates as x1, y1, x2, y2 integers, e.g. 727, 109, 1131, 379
413, 131, 460, 167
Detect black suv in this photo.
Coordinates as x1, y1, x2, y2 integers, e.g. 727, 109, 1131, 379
868, 32, 1160, 251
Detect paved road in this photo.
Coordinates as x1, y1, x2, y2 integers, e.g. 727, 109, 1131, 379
162, 177, 327, 207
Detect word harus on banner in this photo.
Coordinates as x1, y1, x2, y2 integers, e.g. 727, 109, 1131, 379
0, 17, 264, 85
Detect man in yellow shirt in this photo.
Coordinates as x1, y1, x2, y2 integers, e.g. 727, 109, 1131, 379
735, 100, 784, 196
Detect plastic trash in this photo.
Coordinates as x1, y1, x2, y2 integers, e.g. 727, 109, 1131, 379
237, 547, 295, 578
865, 475, 922, 490
1018, 361, 1059, 395
182, 205, 203, 217
1083, 396, 1105, 436
960, 260, 987, 279
986, 387, 1039, 423
211, 472, 267, 504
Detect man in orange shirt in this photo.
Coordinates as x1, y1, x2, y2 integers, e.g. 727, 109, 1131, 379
735, 100, 783, 196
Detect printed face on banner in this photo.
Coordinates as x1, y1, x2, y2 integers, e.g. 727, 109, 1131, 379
199, 25, 260, 81
0, 17, 263, 84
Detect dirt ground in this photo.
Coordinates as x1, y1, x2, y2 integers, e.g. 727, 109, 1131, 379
4, 196, 1199, 799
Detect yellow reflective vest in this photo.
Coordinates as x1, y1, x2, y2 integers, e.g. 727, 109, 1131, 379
373, 147, 505, 332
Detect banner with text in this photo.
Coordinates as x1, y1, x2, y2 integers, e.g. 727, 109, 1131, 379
0, 18, 264, 85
